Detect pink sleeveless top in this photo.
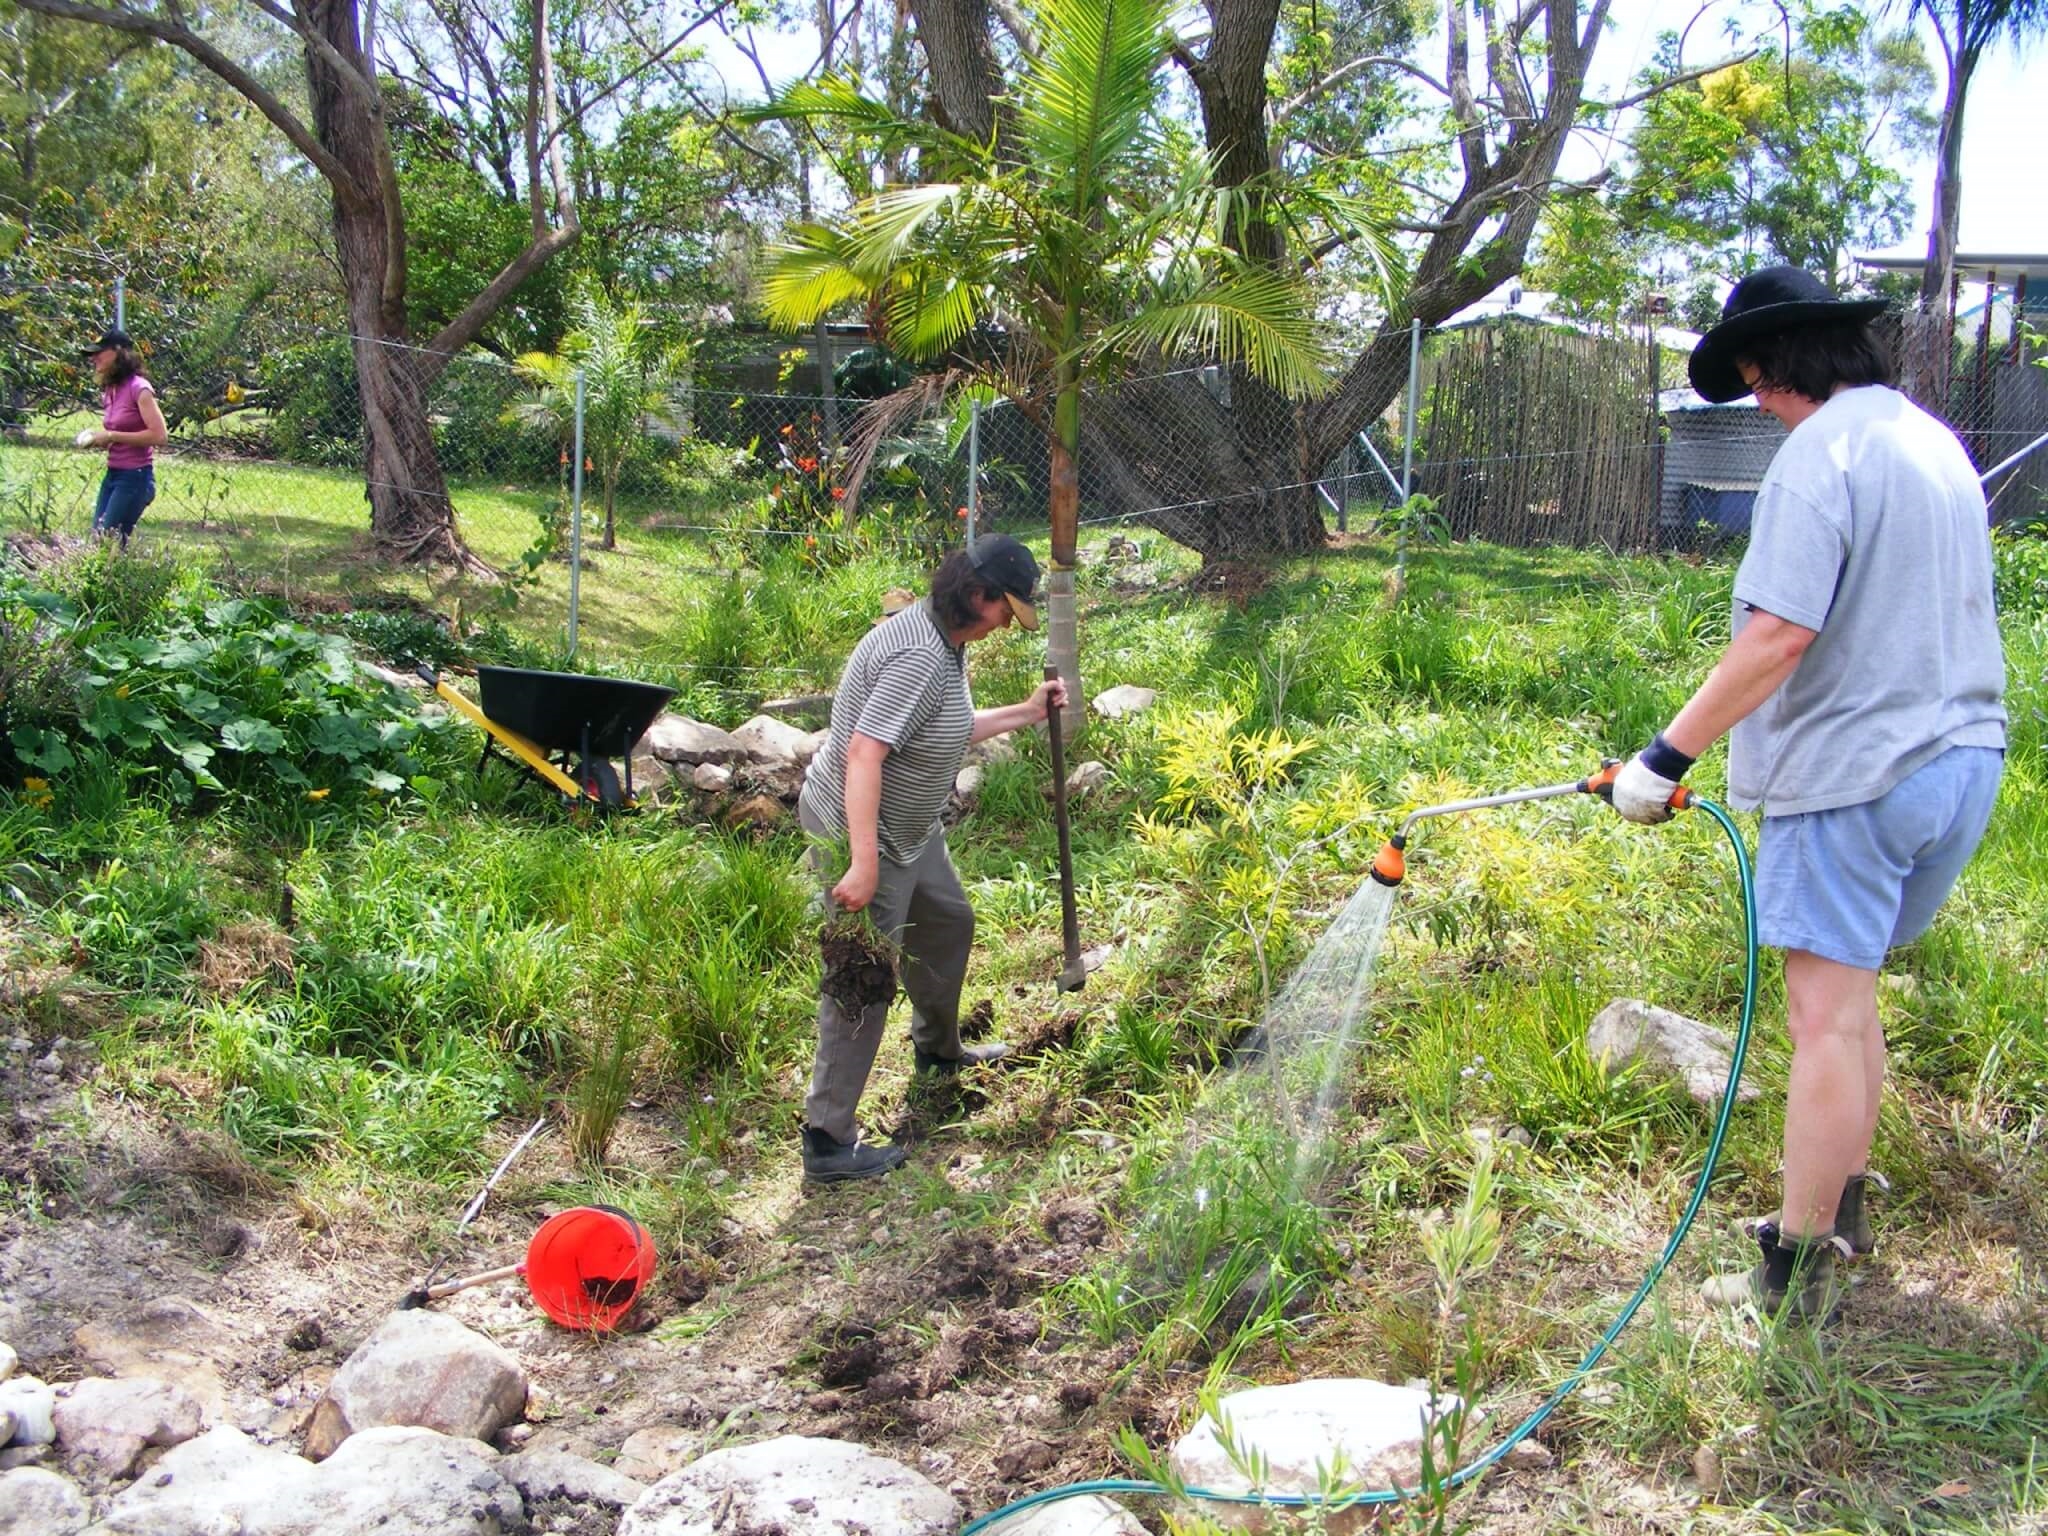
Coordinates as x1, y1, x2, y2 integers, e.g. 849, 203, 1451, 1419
103, 375, 155, 470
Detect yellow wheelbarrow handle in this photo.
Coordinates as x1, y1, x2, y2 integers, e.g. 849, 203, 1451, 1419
417, 666, 593, 802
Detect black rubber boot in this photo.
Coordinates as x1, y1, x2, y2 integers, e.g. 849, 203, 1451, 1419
1734, 1171, 1886, 1257
801, 1127, 906, 1184
1701, 1221, 1851, 1322
913, 1041, 1010, 1074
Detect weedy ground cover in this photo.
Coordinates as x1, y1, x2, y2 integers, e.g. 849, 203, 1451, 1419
3, 482, 2045, 1532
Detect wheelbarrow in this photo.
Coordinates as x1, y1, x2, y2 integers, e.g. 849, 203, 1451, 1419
416, 665, 674, 807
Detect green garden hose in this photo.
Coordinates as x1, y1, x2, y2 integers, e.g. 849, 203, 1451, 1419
959, 795, 1759, 1534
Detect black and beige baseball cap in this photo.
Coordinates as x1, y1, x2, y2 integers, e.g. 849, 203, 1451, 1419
967, 534, 1040, 630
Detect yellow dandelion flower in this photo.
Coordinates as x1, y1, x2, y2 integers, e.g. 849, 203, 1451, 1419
306, 787, 331, 801
22, 776, 53, 810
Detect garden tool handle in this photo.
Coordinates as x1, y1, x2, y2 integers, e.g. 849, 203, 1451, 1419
1044, 666, 1086, 993
1583, 758, 1695, 812
397, 1262, 524, 1309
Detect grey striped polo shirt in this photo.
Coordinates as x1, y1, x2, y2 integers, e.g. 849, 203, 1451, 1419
798, 601, 973, 864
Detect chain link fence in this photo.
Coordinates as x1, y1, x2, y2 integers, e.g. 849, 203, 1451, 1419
5, 284, 2044, 655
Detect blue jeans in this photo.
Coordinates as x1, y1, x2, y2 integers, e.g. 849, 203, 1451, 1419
93, 466, 155, 547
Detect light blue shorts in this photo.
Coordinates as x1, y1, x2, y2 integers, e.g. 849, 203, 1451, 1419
1756, 745, 2003, 972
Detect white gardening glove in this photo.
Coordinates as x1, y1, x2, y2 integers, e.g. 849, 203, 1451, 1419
1609, 734, 1696, 825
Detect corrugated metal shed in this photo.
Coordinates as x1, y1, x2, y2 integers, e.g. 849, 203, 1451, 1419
1659, 387, 1786, 541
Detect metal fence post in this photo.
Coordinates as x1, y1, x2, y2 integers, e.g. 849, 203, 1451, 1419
966, 399, 981, 545
569, 368, 585, 662
114, 275, 125, 331
1396, 317, 1422, 580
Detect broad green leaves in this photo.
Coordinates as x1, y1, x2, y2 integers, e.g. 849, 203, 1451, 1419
2, 566, 446, 805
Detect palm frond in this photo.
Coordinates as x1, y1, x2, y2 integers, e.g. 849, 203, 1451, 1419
760, 225, 876, 329
737, 74, 903, 131
1097, 267, 1335, 399
1018, 0, 1173, 213
882, 267, 992, 360
843, 184, 969, 284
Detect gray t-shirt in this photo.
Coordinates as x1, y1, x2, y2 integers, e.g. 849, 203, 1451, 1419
1728, 385, 2005, 816
799, 602, 974, 864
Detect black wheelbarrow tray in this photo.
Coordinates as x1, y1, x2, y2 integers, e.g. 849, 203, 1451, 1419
416, 665, 675, 807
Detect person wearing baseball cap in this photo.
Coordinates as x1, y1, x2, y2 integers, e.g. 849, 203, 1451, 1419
75, 328, 168, 549
795, 534, 1065, 1183
1608, 267, 2006, 1321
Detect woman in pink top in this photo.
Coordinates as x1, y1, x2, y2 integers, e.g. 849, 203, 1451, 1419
78, 329, 168, 549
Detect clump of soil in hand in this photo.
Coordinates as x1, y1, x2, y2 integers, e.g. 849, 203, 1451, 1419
819, 914, 896, 1014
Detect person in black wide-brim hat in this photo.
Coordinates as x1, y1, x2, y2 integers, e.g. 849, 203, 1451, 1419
793, 535, 1069, 1184
1609, 266, 2007, 1322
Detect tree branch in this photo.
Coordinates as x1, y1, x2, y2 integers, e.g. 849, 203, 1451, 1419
989, 0, 1038, 58
10, 0, 365, 198
425, 0, 576, 367
1273, 53, 1449, 124
1588, 49, 1759, 112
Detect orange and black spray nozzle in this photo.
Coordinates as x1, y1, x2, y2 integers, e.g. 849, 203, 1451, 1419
1370, 760, 1695, 886
1580, 758, 1696, 814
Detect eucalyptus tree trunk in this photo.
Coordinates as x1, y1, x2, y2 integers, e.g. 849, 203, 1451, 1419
306, 0, 470, 566
1903, 60, 1971, 410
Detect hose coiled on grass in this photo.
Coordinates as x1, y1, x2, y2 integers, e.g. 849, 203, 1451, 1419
959, 797, 1759, 1534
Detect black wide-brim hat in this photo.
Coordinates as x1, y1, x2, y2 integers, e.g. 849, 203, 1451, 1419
1689, 266, 1888, 403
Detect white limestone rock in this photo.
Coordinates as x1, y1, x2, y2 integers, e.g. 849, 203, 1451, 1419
88, 1423, 522, 1536
52, 1376, 204, 1475
618, 1435, 959, 1536
72, 1297, 232, 1422
0, 1465, 89, 1536
691, 761, 734, 793
981, 1493, 1148, 1534
1168, 1379, 1458, 1534
1065, 761, 1111, 797
302, 1310, 527, 1460
1090, 685, 1156, 720
0, 1343, 16, 1385
640, 715, 743, 767
499, 1446, 646, 1509
1586, 998, 1759, 1104
84, 1424, 305, 1535
0, 1378, 54, 1447
731, 715, 813, 766
954, 764, 984, 803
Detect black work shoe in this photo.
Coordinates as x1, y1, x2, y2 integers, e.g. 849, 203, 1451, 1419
801, 1127, 906, 1184
913, 1041, 1010, 1074
1734, 1171, 1887, 1257
1701, 1221, 1851, 1322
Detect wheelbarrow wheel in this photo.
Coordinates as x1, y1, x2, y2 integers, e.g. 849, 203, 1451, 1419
574, 756, 625, 808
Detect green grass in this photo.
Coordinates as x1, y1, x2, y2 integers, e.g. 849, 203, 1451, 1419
6, 462, 2048, 1532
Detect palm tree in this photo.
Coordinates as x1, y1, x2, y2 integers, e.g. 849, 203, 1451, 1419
510, 287, 689, 551
1904, 0, 2047, 399
750, 0, 1334, 727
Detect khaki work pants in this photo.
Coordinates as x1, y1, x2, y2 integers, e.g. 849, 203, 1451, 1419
800, 803, 973, 1142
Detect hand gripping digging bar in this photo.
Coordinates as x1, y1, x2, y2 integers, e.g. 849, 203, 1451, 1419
959, 759, 1755, 1535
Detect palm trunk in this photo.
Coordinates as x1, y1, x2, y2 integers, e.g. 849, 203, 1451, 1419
1046, 323, 1083, 735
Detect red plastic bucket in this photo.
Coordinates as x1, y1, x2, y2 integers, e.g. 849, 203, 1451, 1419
522, 1206, 658, 1331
